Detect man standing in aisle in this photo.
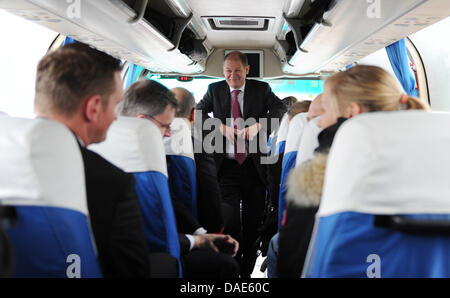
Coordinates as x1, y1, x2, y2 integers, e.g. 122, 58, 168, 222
196, 51, 286, 277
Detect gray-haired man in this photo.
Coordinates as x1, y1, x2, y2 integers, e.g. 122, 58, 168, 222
120, 80, 240, 278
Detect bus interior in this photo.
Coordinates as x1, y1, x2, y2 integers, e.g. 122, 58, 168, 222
0, 0, 450, 280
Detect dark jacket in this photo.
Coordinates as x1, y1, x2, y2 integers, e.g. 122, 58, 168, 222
167, 136, 224, 235
277, 202, 318, 278
80, 146, 151, 278
194, 136, 224, 233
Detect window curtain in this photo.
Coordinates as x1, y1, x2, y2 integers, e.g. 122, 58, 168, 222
125, 63, 144, 89
385, 38, 418, 96
62, 36, 75, 46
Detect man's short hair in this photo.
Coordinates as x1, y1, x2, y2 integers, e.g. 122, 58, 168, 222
35, 42, 122, 116
282, 96, 298, 109
224, 51, 248, 67
119, 80, 178, 117
172, 87, 196, 118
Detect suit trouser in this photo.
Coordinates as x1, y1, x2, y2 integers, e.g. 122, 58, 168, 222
149, 252, 179, 278
182, 250, 240, 278
219, 157, 266, 277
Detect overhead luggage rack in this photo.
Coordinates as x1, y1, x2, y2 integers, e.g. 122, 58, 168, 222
282, 0, 450, 75
0, 0, 205, 74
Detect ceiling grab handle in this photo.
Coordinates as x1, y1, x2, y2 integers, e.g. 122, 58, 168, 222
168, 13, 193, 52
128, 0, 148, 24
282, 13, 308, 53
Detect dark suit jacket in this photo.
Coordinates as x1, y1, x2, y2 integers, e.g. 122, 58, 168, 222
80, 146, 151, 278
277, 202, 318, 278
169, 137, 225, 256
197, 79, 286, 182
171, 199, 200, 234
178, 233, 192, 256
166, 137, 225, 235
194, 137, 224, 233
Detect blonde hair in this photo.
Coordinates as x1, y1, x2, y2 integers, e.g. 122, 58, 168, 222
326, 65, 429, 114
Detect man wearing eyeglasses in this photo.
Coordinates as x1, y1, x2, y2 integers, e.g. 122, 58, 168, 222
118, 79, 240, 278
144, 114, 173, 137
118, 81, 176, 137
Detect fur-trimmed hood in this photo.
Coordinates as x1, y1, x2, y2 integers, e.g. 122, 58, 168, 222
286, 152, 328, 207
286, 118, 347, 207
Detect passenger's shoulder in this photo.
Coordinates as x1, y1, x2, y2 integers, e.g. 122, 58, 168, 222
80, 146, 129, 176
209, 80, 228, 89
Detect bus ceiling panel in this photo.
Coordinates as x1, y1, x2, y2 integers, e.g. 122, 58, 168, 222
186, 0, 288, 49
0, 0, 204, 74
283, 0, 450, 75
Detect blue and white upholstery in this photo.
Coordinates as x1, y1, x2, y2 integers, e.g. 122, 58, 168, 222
295, 117, 323, 166
164, 118, 197, 219
89, 117, 181, 274
278, 113, 308, 229
0, 115, 101, 278
304, 111, 450, 278
267, 132, 275, 156
267, 113, 286, 155
274, 114, 289, 156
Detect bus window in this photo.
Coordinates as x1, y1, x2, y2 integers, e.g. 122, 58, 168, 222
148, 76, 218, 103
149, 75, 323, 104
264, 79, 323, 101
409, 17, 450, 111
0, 10, 57, 118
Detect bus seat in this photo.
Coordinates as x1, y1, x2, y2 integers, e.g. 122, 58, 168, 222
267, 113, 286, 155
164, 118, 197, 219
295, 116, 323, 166
303, 111, 450, 278
267, 132, 276, 155
89, 117, 181, 271
274, 114, 289, 156
0, 116, 101, 278
263, 113, 288, 236
278, 113, 308, 230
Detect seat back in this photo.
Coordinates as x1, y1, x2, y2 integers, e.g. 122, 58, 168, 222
304, 111, 450, 278
0, 116, 101, 278
267, 113, 286, 156
274, 114, 289, 156
295, 116, 323, 166
164, 118, 197, 219
89, 117, 181, 270
267, 131, 276, 156
278, 113, 308, 229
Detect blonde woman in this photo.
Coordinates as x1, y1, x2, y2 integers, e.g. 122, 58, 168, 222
276, 65, 429, 278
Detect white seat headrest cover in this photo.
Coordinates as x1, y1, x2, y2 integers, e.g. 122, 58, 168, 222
284, 113, 308, 154
296, 117, 323, 166
164, 118, 194, 160
0, 116, 88, 215
275, 114, 289, 146
319, 111, 450, 217
89, 117, 167, 177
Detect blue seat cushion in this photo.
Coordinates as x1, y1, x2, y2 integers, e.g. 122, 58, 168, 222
7, 206, 101, 278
